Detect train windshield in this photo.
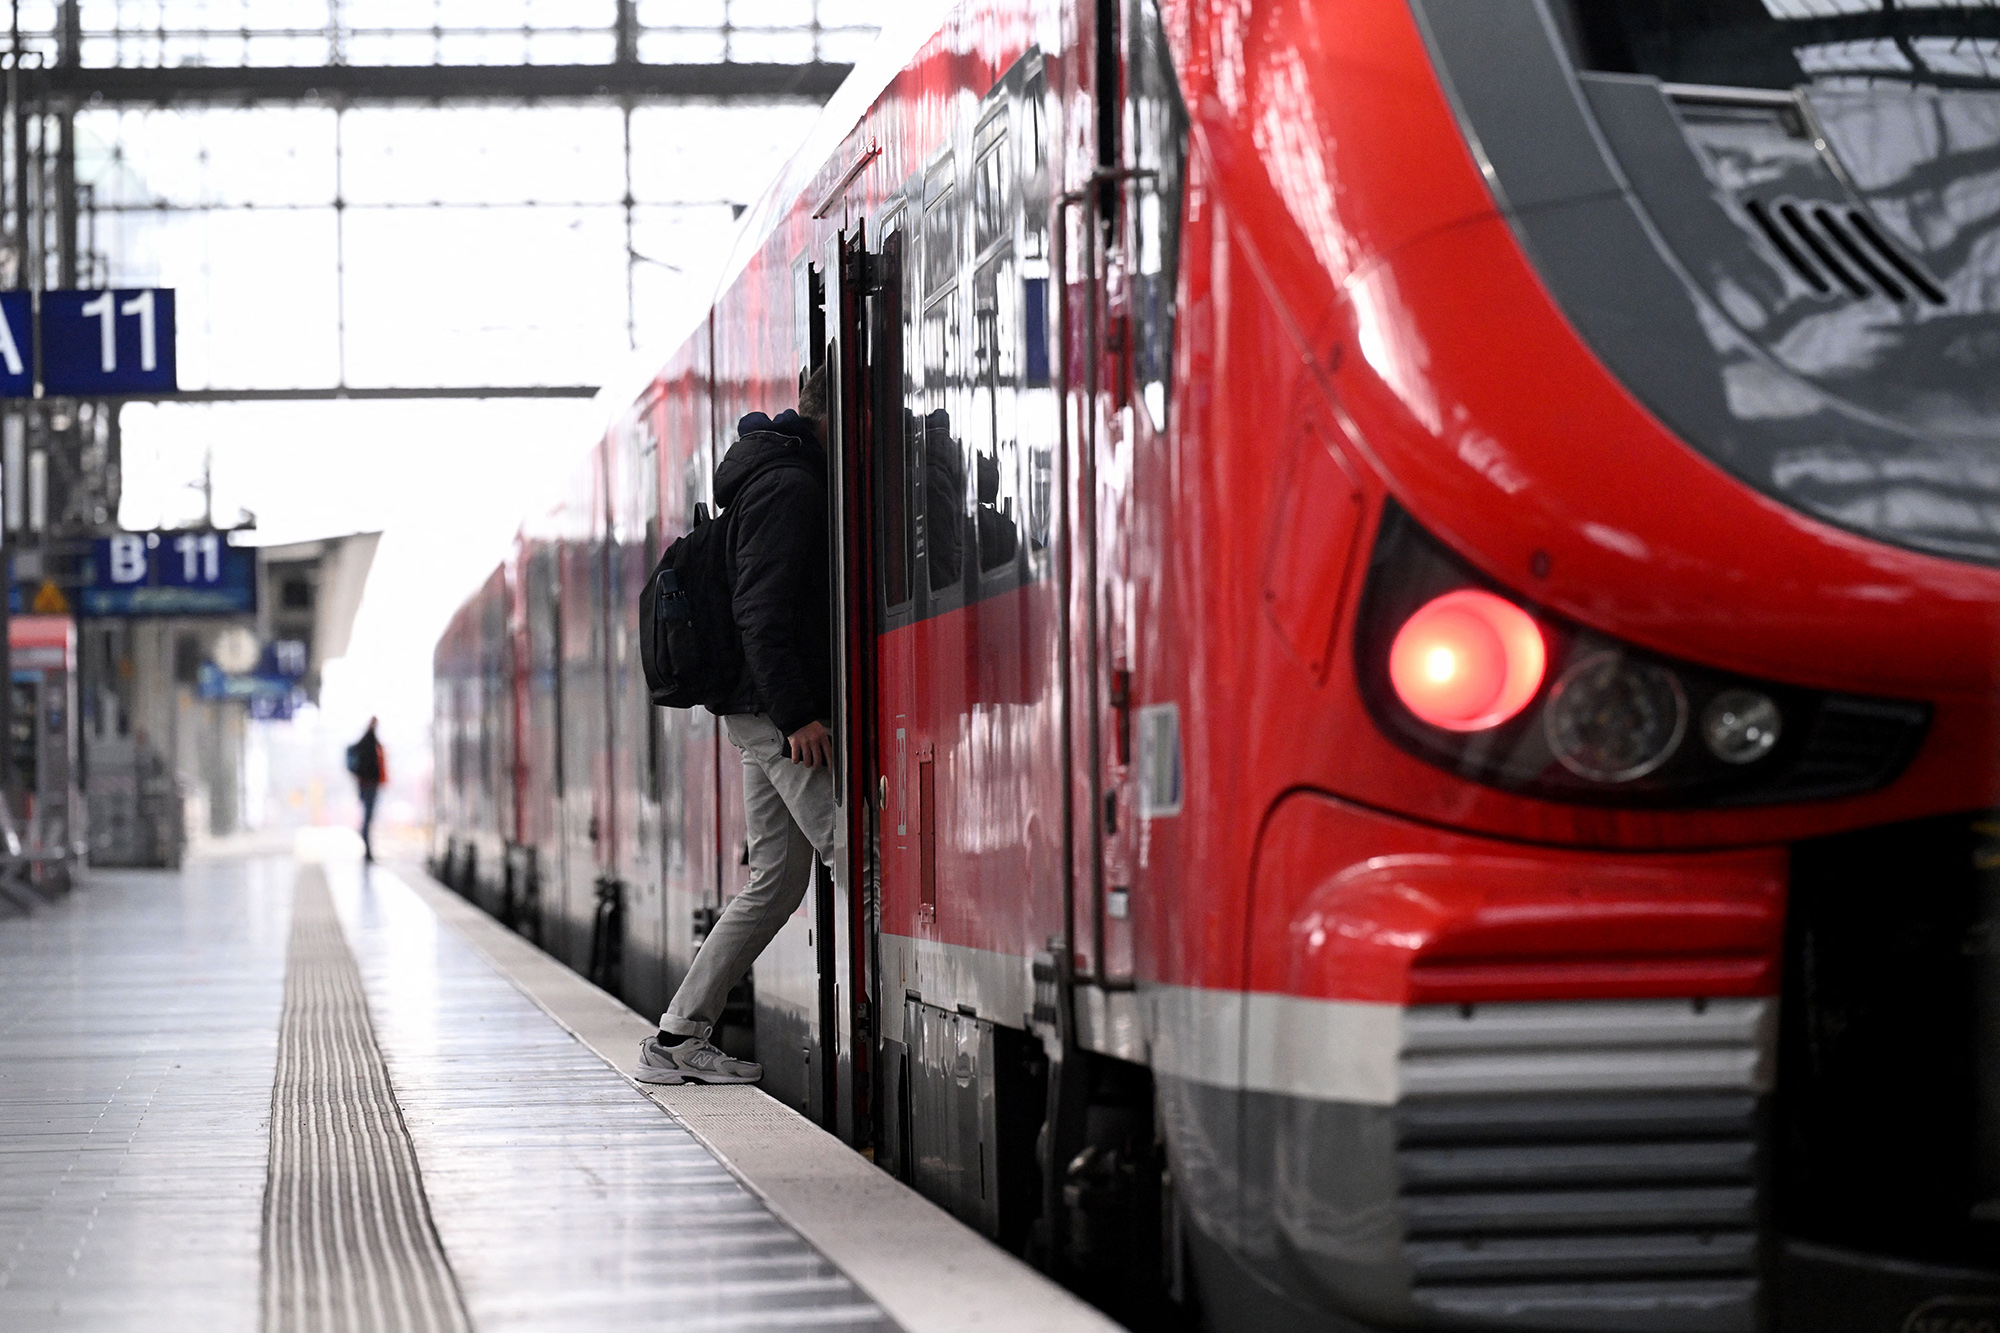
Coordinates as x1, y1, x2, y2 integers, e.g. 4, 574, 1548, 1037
1563, 0, 2000, 93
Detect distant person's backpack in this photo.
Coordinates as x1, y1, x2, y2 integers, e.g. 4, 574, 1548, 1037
346, 737, 380, 783
639, 503, 742, 710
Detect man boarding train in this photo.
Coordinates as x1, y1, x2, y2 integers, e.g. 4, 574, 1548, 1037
635, 368, 839, 1087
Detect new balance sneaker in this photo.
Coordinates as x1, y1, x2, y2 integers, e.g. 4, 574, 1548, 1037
634, 1034, 762, 1085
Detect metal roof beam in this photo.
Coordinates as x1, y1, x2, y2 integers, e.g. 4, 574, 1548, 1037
25, 61, 851, 107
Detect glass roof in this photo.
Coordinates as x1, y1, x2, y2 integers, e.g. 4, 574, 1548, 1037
7, 0, 879, 68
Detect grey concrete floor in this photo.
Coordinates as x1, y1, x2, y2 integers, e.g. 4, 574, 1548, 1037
0, 851, 893, 1332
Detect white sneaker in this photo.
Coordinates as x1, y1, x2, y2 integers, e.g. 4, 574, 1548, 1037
635, 1034, 762, 1085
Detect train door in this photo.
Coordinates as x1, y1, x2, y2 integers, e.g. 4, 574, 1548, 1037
1068, 0, 1187, 995
865, 201, 920, 1176
589, 443, 623, 993
1071, 4, 1138, 991
556, 459, 607, 975
503, 549, 538, 940
610, 406, 666, 1021
826, 225, 877, 1146
523, 536, 562, 949
655, 347, 722, 1029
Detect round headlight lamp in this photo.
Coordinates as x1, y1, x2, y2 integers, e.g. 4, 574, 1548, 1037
1386, 589, 1546, 732
1702, 689, 1782, 764
1544, 652, 1688, 782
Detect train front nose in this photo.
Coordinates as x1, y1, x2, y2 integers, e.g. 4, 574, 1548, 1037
1228, 793, 1785, 1333
1224, 796, 2000, 1330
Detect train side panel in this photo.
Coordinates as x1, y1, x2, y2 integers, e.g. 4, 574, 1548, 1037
429, 605, 465, 874
551, 455, 608, 977
655, 333, 728, 1013
607, 399, 666, 1018
474, 567, 512, 911
434, 0, 2000, 1324
516, 524, 563, 950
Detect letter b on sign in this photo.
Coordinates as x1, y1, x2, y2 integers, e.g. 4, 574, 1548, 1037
108, 534, 147, 584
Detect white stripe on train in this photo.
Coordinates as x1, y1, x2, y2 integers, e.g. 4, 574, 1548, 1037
882, 932, 1773, 1107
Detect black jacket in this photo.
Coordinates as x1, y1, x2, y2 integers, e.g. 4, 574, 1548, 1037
349, 731, 385, 785
715, 411, 831, 737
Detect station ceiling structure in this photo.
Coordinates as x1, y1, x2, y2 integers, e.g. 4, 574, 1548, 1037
3, 1, 869, 403
0, 0, 873, 530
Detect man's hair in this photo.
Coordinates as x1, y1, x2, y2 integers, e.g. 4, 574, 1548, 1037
799, 364, 828, 425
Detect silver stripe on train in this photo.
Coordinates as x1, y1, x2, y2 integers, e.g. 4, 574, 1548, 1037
1401, 998, 1776, 1099
1150, 986, 1774, 1106
874, 950, 1775, 1107
880, 933, 1035, 1046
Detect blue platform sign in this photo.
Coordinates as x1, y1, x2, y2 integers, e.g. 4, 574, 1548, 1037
0, 292, 29, 398
197, 661, 301, 716
40, 288, 176, 396
81, 532, 256, 616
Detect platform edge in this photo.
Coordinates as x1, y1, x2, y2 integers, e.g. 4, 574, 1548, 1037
386, 861, 1123, 1333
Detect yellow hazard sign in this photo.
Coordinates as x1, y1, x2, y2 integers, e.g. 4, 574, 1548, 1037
30, 580, 68, 615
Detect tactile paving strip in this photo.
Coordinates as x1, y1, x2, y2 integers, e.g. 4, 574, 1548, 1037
263, 867, 471, 1333
338, 863, 902, 1331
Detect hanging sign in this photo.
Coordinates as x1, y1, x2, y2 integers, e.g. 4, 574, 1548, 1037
0, 289, 177, 397
80, 532, 257, 616
39, 289, 177, 396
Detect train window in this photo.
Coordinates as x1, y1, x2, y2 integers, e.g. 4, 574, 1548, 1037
794, 258, 825, 375
921, 291, 965, 593
1557, 0, 2000, 93
973, 257, 1022, 574
1019, 65, 1055, 552
1023, 75, 1049, 261
1020, 69, 1052, 387
1127, 0, 1189, 435
974, 116, 1008, 257
923, 158, 956, 296
874, 217, 914, 609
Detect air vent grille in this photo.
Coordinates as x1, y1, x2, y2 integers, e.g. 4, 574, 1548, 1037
1735, 694, 1930, 806
1745, 197, 1947, 305
1397, 1091, 1762, 1326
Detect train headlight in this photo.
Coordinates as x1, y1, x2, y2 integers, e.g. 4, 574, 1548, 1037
1544, 652, 1688, 782
1354, 500, 1928, 806
1388, 589, 1546, 732
1702, 689, 1781, 765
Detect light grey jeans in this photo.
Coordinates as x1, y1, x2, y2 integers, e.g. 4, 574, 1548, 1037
658, 712, 840, 1040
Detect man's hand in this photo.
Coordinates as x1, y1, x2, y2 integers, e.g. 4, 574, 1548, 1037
786, 721, 833, 769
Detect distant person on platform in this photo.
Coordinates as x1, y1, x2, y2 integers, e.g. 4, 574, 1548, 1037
636, 367, 836, 1087
346, 718, 387, 863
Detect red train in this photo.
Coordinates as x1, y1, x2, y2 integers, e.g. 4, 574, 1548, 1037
432, 0, 2000, 1327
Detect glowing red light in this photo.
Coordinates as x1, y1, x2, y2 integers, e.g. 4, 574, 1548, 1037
1388, 589, 1547, 731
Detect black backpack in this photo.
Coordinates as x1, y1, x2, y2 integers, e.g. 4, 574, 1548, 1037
639, 503, 742, 709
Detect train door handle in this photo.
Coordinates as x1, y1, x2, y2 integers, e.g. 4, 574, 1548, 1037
1109, 667, 1133, 767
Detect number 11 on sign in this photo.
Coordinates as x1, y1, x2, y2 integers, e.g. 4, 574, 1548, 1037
174, 533, 221, 583
80, 290, 157, 373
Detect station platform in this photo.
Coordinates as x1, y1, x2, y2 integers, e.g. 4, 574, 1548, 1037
0, 835, 1119, 1333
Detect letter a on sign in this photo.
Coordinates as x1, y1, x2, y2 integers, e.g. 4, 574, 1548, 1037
0, 293, 28, 398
